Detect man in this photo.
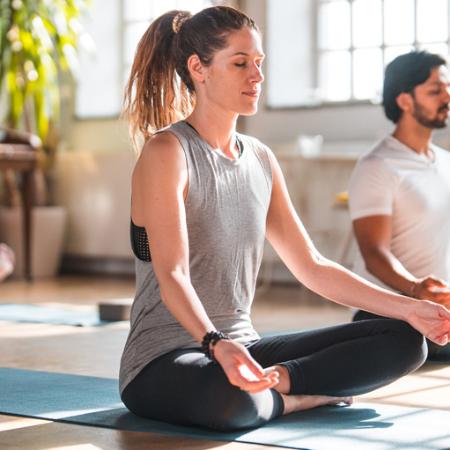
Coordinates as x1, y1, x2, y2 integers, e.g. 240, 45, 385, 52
348, 51, 450, 359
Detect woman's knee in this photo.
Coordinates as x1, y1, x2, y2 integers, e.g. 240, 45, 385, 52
204, 383, 281, 431
389, 320, 427, 372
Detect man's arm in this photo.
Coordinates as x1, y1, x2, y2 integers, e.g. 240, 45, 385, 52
353, 215, 450, 305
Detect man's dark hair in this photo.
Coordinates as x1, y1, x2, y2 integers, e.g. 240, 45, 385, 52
383, 51, 447, 123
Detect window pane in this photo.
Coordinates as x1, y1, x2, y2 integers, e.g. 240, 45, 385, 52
124, 0, 210, 29
124, 0, 154, 21
124, 21, 150, 65
76, 0, 121, 117
417, 0, 447, 43
151, 0, 178, 17
352, 0, 382, 48
177, 0, 210, 14
353, 49, 383, 100
384, 46, 414, 66
318, 1, 350, 50
319, 51, 351, 101
384, 0, 414, 45
267, 0, 316, 107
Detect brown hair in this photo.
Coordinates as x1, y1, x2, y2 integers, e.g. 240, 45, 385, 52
123, 6, 258, 151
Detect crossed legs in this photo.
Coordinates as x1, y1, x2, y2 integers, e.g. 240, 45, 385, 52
121, 319, 426, 431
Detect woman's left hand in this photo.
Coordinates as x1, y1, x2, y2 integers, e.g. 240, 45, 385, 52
406, 299, 450, 345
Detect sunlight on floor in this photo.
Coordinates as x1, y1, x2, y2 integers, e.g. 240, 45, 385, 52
0, 417, 48, 432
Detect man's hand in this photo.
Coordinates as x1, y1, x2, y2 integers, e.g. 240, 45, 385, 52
412, 276, 450, 308
213, 339, 280, 393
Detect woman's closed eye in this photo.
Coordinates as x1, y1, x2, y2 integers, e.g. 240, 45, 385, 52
235, 61, 264, 69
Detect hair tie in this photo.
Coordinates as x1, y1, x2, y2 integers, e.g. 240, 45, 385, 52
172, 12, 190, 34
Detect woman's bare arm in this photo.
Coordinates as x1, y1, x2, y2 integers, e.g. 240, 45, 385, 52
265, 149, 450, 345
132, 132, 215, 342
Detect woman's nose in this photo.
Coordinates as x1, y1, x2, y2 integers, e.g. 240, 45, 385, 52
251, 64, 264, 83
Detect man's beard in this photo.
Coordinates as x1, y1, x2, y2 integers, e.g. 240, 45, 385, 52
412, 100, 449, 129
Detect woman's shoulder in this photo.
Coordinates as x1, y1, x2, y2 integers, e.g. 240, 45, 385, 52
140, 129, 184, 159
134, 130, 187, 181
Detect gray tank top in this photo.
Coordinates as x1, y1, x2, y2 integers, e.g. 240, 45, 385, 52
119, 121, 273, 394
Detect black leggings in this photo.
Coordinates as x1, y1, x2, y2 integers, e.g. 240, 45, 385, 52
121, 319, 426, 431
353, 309, 450, 360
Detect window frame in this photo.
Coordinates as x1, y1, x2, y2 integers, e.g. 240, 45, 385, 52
266, 0, 450, 111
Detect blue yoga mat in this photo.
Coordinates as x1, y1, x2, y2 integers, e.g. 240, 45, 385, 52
1, 368, 449, 449
0, 304, 104, 326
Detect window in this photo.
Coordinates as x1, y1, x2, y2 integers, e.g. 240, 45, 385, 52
76, 0, 213, 118
267, 0, 450, 108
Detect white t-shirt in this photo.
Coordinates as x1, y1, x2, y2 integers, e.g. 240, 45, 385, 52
348, 135, 450, 289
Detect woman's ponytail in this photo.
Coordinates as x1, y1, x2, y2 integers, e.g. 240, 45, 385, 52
123, 10, 194, 152
123, 6, 258, 152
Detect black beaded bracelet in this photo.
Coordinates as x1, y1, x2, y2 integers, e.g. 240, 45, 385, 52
201, 331, 231, 361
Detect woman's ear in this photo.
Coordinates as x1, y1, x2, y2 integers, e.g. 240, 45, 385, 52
396, 92, 414, 114
187, 54, 207, 84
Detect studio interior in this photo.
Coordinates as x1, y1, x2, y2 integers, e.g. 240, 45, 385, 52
0, 1, 449, 449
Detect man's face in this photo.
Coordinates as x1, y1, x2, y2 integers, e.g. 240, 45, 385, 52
411, 66, 450, 129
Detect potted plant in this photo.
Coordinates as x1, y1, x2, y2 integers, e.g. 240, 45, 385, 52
0, 0, 91, 277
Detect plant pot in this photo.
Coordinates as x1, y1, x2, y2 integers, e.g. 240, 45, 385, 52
0, 206, 67, 279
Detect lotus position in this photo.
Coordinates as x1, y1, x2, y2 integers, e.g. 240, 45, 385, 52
119, 7, 450, 431
349, 51, 450, 360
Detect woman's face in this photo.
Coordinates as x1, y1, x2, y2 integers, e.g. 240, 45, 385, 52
199, 27, 265, 116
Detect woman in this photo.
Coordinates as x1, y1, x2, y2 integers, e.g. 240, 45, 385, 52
119, 6, 450, 431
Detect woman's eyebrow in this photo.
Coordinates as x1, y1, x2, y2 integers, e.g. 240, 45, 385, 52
231, 51, 265, 58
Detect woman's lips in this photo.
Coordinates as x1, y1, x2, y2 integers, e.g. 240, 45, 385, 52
242, 90, 260, 97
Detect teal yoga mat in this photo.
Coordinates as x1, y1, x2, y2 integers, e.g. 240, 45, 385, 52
0, 368, 449, 450
0, 304, 104, 326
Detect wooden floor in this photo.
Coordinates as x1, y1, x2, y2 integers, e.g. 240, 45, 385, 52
0, 275, 449, 450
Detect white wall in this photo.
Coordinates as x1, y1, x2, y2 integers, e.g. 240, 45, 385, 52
54, 147, 135, 259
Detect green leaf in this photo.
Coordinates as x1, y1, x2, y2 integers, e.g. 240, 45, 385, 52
1, 0, 92, 150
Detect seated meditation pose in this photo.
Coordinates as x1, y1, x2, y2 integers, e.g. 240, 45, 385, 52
119, 7, 450, 431
349, 51, 450, 360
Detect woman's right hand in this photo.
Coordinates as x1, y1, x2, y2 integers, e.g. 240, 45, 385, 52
213, 339, 280, 393
406, 299, 450, 346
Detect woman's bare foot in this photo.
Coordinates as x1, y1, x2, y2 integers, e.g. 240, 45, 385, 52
281, 393, 353, 415
264, 365, 353, 415
265, 365, 290, 394
0, 244, 15, 282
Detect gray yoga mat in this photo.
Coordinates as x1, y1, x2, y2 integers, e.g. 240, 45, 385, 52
0, 304, 104, 326
1, 368, 449, 449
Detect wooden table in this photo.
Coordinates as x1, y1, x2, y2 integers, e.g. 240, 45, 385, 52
0, 143, 38, 280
